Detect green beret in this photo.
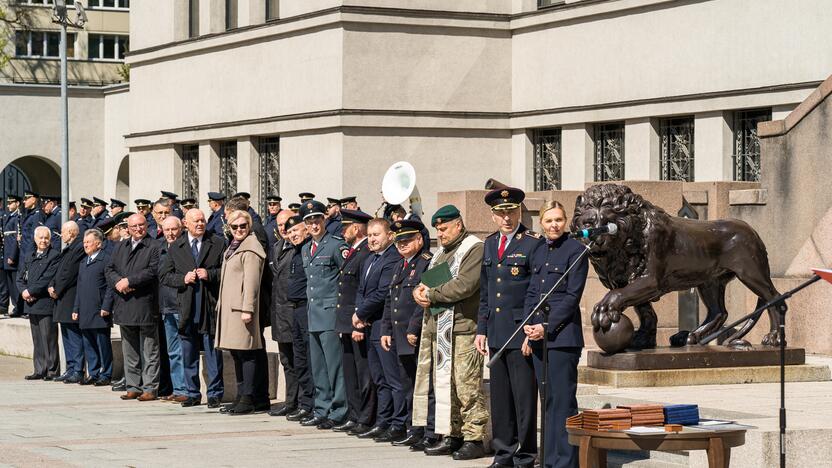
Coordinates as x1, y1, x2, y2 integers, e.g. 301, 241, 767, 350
431, 204, 461, 227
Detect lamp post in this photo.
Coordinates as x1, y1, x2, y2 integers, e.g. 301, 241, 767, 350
52, 0, 87, 224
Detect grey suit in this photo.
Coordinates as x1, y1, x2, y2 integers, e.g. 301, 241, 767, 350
302, 232, 349, 421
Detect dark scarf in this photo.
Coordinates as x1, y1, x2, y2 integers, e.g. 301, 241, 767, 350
225, 238, 243, 260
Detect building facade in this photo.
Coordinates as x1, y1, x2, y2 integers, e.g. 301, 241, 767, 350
2, 0, 831, 223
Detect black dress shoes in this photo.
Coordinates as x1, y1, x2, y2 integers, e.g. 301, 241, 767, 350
228, 396, 255, 416
111, 378, 126, 392
357, 425, 388, 439
79, 376, 96, 386
286, 408, 311, 421
181, 397, 202, 407
42, 374, 59, 381
53, 372, 69, 382
375, 427, 406, 443
424, 436, 463, 456
300, 415, 327, 427
410, 436, 440, 452
453, 441, 486, 460
24, 373, 44, 381
332, 420, 357, 432
488, 463, 513, 468
268, 405, 295, 417
317, 419, 340, 430
392, 432, 423, 447
63, 374, 83, 384
94, 377, 111, 386
219, 396, 241, 413
207, 397, 222, 408
347, 423, 371, 436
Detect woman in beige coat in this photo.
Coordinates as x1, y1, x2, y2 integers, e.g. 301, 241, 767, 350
215, 210, 266, 415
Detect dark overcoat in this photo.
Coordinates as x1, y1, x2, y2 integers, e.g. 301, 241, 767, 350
51, 238, 86, 323
105, 235, 161, 326
16, 247, 60, 316
269, 238, 296, 343
74, 250, 115, 329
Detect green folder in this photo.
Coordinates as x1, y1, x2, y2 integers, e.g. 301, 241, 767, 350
421, 262, 452, 316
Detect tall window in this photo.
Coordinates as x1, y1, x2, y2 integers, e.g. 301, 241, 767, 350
593, 122, 625, 182
533, 128, 562, 190
14, 0, 55, 5
659, 117, 695, 182
226, 0, 238, 30
538, 0, 565, 8
266, 0, 279, 21
0, 164, 32, 201
15, 31, 76, 58
181, 144, 199, 200
218, 141, 238, 196
189, 0, 200, 38
88, 34, 129, 61
87, 0, 130, 9
258, 137, 280, 214
733, 108, 771, 182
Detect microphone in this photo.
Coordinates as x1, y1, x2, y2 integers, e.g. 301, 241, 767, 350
570, 223, 618, 239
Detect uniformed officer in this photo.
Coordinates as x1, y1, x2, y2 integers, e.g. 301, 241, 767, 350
2, 195, 23, 317
149, 199, 171, 240
523, 201, 588, 468
340, 196, 359, 211
20, 190, 45, 261
264, 195, 283, 249
325, 198, 343, 236
300, 200, 349, 429
180, 198, 196, 215
298, 192, 315, 202
76, 198, 94, 236
380, 219, 438, 449
205, 192, 226, 238
475, 187, 544, 468
332, 209, 375, 435
280, 215, 316, 422
161, 191, 184, 219
232, 192, 263, 226
109, 199, 126, 217
353, 218, 404, 443
385, 204, 431, 254
91, 197, 111, 229
288, 203, 300, 214
42, 195, 62, 251
68, 201, 78, 221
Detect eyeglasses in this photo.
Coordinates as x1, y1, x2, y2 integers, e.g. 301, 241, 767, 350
230, 223, 248, 231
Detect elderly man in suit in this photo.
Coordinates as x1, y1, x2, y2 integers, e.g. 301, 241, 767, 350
160, 209, 225, 408
49, 221, 87, 384
20, 226, 62, 380
105, 213, 162, 401
73, 228, 115, 386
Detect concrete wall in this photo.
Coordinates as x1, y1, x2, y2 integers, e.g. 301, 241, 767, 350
103, 85, 130, 201
0, 84, 106, 198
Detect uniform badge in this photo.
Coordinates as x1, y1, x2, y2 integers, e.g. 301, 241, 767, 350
511, 266, 519, 276
410, 269, 415, 277
515, 233, 522, 240
306, 203, 313, 209
395, 221, 402, 228
435, 218, 442, 224
501, 190, 509, 198
341, 249, 349, 259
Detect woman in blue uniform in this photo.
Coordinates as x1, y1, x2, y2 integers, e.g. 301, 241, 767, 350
523, 200, 589, 468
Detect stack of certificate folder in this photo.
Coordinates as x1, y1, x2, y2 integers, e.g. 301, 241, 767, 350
618, 404, 665, 426
581, 409, 632, 431
663, 404, 700, 425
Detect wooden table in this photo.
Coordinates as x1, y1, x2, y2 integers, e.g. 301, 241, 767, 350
567, 427, 746, 468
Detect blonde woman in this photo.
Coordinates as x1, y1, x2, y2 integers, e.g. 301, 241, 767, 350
523, 200, 588, 468
215, 210, 266, 415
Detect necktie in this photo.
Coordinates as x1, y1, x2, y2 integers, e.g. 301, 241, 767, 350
191, 238, 199, 261
403, 259, 409, 270
87, 256, 93, 265
498, 235, 507, 260
348, 247, 355, 258
310, 242, 317, 256
366, 254, 380, 278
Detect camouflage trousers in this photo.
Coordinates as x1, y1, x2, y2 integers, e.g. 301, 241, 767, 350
448, 333, 489, 440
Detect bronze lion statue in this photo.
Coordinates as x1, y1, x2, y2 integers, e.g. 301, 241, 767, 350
571, 183, 785, 350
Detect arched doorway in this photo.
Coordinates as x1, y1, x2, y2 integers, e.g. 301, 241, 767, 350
116, 154, 129, 202
0, 156, 61, 198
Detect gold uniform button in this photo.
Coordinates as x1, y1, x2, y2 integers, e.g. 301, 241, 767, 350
496, 293, 501, 298
496, 307, 501, 312
337, 304, 340, 308
497, 264, 501, 268
497, 278, 501, 283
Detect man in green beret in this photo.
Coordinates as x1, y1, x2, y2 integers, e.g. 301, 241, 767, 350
411, 205, 488, 460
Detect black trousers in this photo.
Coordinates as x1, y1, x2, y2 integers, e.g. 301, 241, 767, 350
340, 334, 376, 425
253, 333, 270, 404
291, 303, 314, 411
277, 341, 299, 410
157, 319, 173, 397
230, 349, 258, 398
533, 346, 580, 468
490, 348, 538, 466
29, 313, 59, 376
4, 270, 23, 316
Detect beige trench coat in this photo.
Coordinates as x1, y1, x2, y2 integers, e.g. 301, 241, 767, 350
215, 234, 266, 350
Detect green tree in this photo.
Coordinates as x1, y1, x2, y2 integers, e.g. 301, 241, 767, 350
0, 3, 34, 70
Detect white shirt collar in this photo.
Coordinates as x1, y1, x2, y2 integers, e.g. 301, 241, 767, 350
500, 225, 521, 245
187, 233, 203, 244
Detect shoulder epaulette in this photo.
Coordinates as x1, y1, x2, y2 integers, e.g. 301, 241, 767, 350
524, 231, 541, 239
420, 252, 432, 260
333, 235, 345, 241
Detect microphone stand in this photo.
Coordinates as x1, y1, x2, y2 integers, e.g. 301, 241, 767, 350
700, 274, 823, 468
487, 240, 593, 467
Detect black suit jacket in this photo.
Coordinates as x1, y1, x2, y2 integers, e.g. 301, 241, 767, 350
17, 247, 60, 316
50, 238, 87, 323
356, 244, 401, 340
160, 234, 224, 335
335, 238, 372, 334
105, 235, 161, 326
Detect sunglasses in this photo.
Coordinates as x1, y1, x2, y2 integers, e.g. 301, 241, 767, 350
230, 223, 248, 231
